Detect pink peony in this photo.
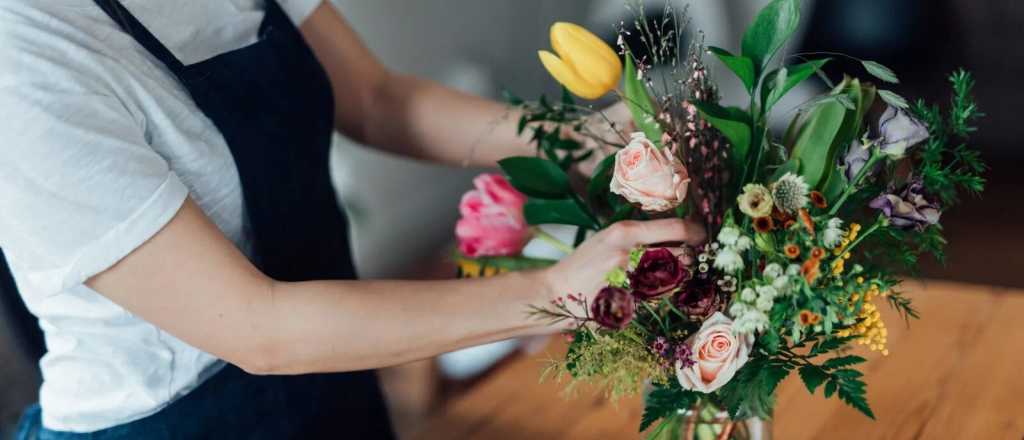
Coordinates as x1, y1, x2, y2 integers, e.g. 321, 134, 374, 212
675, 312, 753, 393
610, 132, 690, 212
455, 173, 530, 257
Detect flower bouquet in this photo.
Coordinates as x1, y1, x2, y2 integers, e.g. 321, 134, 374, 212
453, 0, 986, 438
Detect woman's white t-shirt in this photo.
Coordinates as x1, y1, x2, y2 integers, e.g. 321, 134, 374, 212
0, 0, 321, 432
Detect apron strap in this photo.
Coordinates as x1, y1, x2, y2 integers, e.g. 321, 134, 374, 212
92, 0, 186, 73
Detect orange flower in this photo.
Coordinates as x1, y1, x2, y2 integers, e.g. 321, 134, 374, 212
753, 216, 775, 233
810, 191, 828, 209
783, 219, 796, 230
784, 244, 801, 259
799, 310, 821, 326
810, 247, 825, 260
772, 207, 793, 223
801, 259, 821, 284
798, 208, 815, 237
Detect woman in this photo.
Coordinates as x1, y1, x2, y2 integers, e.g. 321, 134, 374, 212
0, 1, 704, 438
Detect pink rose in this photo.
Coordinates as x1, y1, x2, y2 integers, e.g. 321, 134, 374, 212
455, 173, 530, 257
675, 312, 753, 393
609, 132, 690, 212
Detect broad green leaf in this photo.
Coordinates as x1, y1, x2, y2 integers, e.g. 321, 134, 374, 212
692, 101, 752, 172
524, 198, 595, 228
498, 157, 569, 198
789, 98, 846, 187
820, 165, 848, 203
708, 46, 756, 93
741, 0, 801, 71
762, 58, 831, 110
770, 158, 801, 182
798, 365, 829, 394
623, 53, 664, 143
823, 379, 838, 398
878, 89, 909, 109
861, 60, 899, 84
586, 154, 616, 204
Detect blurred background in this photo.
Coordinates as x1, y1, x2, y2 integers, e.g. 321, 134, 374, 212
1, 0, 1021, 438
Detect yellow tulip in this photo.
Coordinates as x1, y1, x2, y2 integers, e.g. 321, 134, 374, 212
538, 22, 622, 100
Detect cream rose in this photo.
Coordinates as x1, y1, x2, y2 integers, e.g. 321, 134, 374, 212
675, 312, 753, 393
737, 183, 774, 218
609, 132, 690, 212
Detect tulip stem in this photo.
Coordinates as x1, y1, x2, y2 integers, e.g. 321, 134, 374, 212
531, 227, 575, 254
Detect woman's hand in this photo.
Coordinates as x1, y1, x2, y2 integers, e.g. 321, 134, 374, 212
568, 101, 635, 177
539, 218, 706, 320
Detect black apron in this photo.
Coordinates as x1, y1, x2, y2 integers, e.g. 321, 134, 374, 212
13, 1, 395, 438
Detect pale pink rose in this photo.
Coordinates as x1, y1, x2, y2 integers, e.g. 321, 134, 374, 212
455, 173, 530, 257
609, 132, 690, 212
675, 312, 753, 393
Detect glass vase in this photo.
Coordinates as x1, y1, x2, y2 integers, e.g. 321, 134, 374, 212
649, 407, 771, 440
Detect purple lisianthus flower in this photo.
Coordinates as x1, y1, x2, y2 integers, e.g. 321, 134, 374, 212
590, 287, 635, 330
842, 140, 874, 182
869, 180, 941, 230
651, 336, 670, 358
876, 105, 930, 159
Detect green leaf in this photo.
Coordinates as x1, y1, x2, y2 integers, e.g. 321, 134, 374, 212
820, 166, 848, 204
741, 0, 801, 72
837, 376, 875, 419
798, 365, 830, 394
861, 60, 899, 84
524, 198, 596, 228
831, 368, 864, 379
587, 154, 616, 205
623, 53, 664, 143
770, 157, 801, 182
762, 58, 831, 110
878, 89, 910, 109
789, 98, 847, 187
708, 46, 756, 93
809, 336, 854, 356
498, 157, 570, 198
823, 379, 838, 398
640, 384, 698, 432
692, 101, 752, 172
822, 355, 867, 370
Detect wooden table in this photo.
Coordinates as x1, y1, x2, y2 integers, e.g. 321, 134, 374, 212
412, 280, 1024, 439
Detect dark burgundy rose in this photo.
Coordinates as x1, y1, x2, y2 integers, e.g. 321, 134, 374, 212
590, 287, 635, 330
628, 248, 689, 299
673, 276, 725, 320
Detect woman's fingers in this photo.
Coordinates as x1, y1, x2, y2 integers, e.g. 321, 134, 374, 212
604, 218, 707, 248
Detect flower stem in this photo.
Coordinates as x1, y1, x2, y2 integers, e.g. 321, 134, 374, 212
839, 214, 886, 256
828, 148, 885, 216
531, 227, 575, 254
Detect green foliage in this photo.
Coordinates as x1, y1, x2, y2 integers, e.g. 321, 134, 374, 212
640, 383, 699, 432
761, 58, 830, 111
878, 89, 909, 109
587, 154, 616, 205
717, 354, 792, 419
708, 46, 756, 93
788, 95, 846, 187
498, 157, 570, 198
861, 60, 899, 84
550, 327, 672, 400
623, 53, 664, 143
740, 0, 801, 73
693, 101, 752, 174
524, 198, 598, 229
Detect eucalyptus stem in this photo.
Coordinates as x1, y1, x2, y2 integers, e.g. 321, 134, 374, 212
828, 148, 885, 216
531, 227, 575, 254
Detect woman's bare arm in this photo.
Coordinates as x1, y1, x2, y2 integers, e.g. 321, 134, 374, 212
87, 200, 704, 375
300, 2, 605, 167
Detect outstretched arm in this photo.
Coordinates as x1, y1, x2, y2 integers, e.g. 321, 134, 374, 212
299, 2, 624, 167
88, 200, 704, 375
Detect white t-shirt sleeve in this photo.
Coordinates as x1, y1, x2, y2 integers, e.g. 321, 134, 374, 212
277, 0, 323, 25
0, 83, 188, 296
